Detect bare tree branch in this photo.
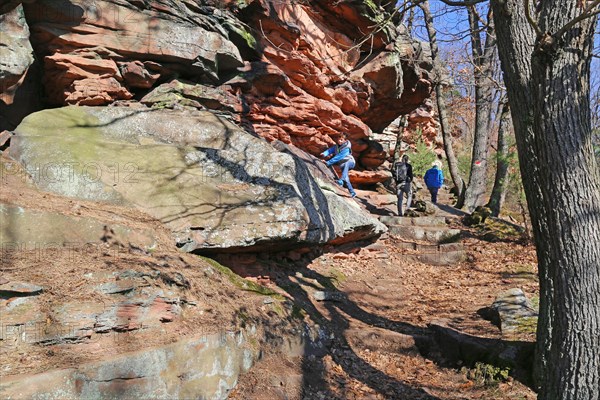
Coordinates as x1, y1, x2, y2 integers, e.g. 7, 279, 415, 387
438, 0, 487, 6
555, 0, 600, 40
524, 0, 543, 36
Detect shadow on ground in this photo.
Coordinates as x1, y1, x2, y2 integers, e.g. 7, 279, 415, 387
211, 248, 536, 399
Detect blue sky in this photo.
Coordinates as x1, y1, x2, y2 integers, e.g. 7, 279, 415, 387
401, 1, 599, 98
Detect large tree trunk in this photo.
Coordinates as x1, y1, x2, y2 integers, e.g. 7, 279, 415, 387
462, 6, 496, 212
420, 0, 465, 202
491, 0, 600, 398
486, 100, 511, 217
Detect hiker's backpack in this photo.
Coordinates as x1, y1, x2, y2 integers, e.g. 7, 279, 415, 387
394, 162, 408, 182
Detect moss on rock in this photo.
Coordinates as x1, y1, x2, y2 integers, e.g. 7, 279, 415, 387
199, 256, 283, 298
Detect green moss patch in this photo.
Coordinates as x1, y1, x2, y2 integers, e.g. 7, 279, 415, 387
512, 316, 538, 335
199, 256, 283, 298
325, 267, 347, 289
478, 218, 524, 242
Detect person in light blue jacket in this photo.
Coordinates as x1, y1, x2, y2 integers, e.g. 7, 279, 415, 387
320, 133, 356, 198
423, 160, 444, 204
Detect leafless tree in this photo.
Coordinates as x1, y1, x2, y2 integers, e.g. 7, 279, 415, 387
419, 0, 466, 201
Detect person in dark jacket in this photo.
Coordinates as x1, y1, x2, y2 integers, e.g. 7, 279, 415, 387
320, 133, 356, 198
423, 160, 444, 204
392, 154, 413, 216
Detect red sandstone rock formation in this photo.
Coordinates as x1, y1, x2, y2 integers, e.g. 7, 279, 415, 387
1, 0, 432, 183
232, 0, 432, 163
381, 99, 443, 157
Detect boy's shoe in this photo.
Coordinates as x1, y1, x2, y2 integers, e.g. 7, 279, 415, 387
336, 179, 344, 186
350, 192, 357, 198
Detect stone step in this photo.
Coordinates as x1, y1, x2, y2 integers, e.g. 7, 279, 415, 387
411, 250, 467, 266
379, 215, 448, 227
389, 225, 461, 243
395, 242, 464, 252
394, 242, 466, 266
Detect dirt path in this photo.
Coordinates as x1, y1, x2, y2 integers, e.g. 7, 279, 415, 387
230, 192, 538, 400
2, 156, 538, 399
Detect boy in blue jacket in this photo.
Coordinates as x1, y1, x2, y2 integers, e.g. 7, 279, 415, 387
320, 133, 356, 198
423, 160, 444, 204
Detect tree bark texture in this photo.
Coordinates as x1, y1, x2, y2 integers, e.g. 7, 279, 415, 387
420, 0, 465, 202
462, 6, 496, 212
487, 100, 511, 217
491, 0, 600, 398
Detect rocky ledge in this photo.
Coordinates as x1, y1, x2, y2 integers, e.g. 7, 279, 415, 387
9, 106, 386, 252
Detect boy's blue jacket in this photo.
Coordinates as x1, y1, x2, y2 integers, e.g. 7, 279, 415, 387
321, 140, 353, 166
424, 167, 444, 188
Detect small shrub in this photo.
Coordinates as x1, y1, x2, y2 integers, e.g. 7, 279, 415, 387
466, 362, 511, 386
409, 137, 438, 176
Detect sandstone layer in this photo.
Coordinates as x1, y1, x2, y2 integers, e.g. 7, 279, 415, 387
1, 0, 433, 183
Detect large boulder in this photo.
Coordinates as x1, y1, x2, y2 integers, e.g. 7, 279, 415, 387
490, 288, 538, 334
10, 106, 386, 252
0, 4, 33, 100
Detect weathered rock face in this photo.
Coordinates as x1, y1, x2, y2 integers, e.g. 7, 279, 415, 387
1, 0, 432, 184
0, 267, 183, 347
11, 106, 386, 252
379, 98, 442, 159
141, 79, 245, 116
0, 4, 32, 101
0, 331, 257, 400
0, 3, 41, 131
234, 0, 432, 159
0, 247, 266, 399
22, 0, 246, 105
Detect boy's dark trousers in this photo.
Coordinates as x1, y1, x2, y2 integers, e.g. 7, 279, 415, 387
428, 187, 439, 204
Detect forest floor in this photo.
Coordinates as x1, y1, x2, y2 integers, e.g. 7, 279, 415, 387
2, 152, 539, 399
230, 190, 539, 400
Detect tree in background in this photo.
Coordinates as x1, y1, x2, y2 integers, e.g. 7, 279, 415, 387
419, 0, 466, 203
486, 99, 512, 217
401, 0, 599, 395
410, 1, 506, 212
460, 5, 496, 211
